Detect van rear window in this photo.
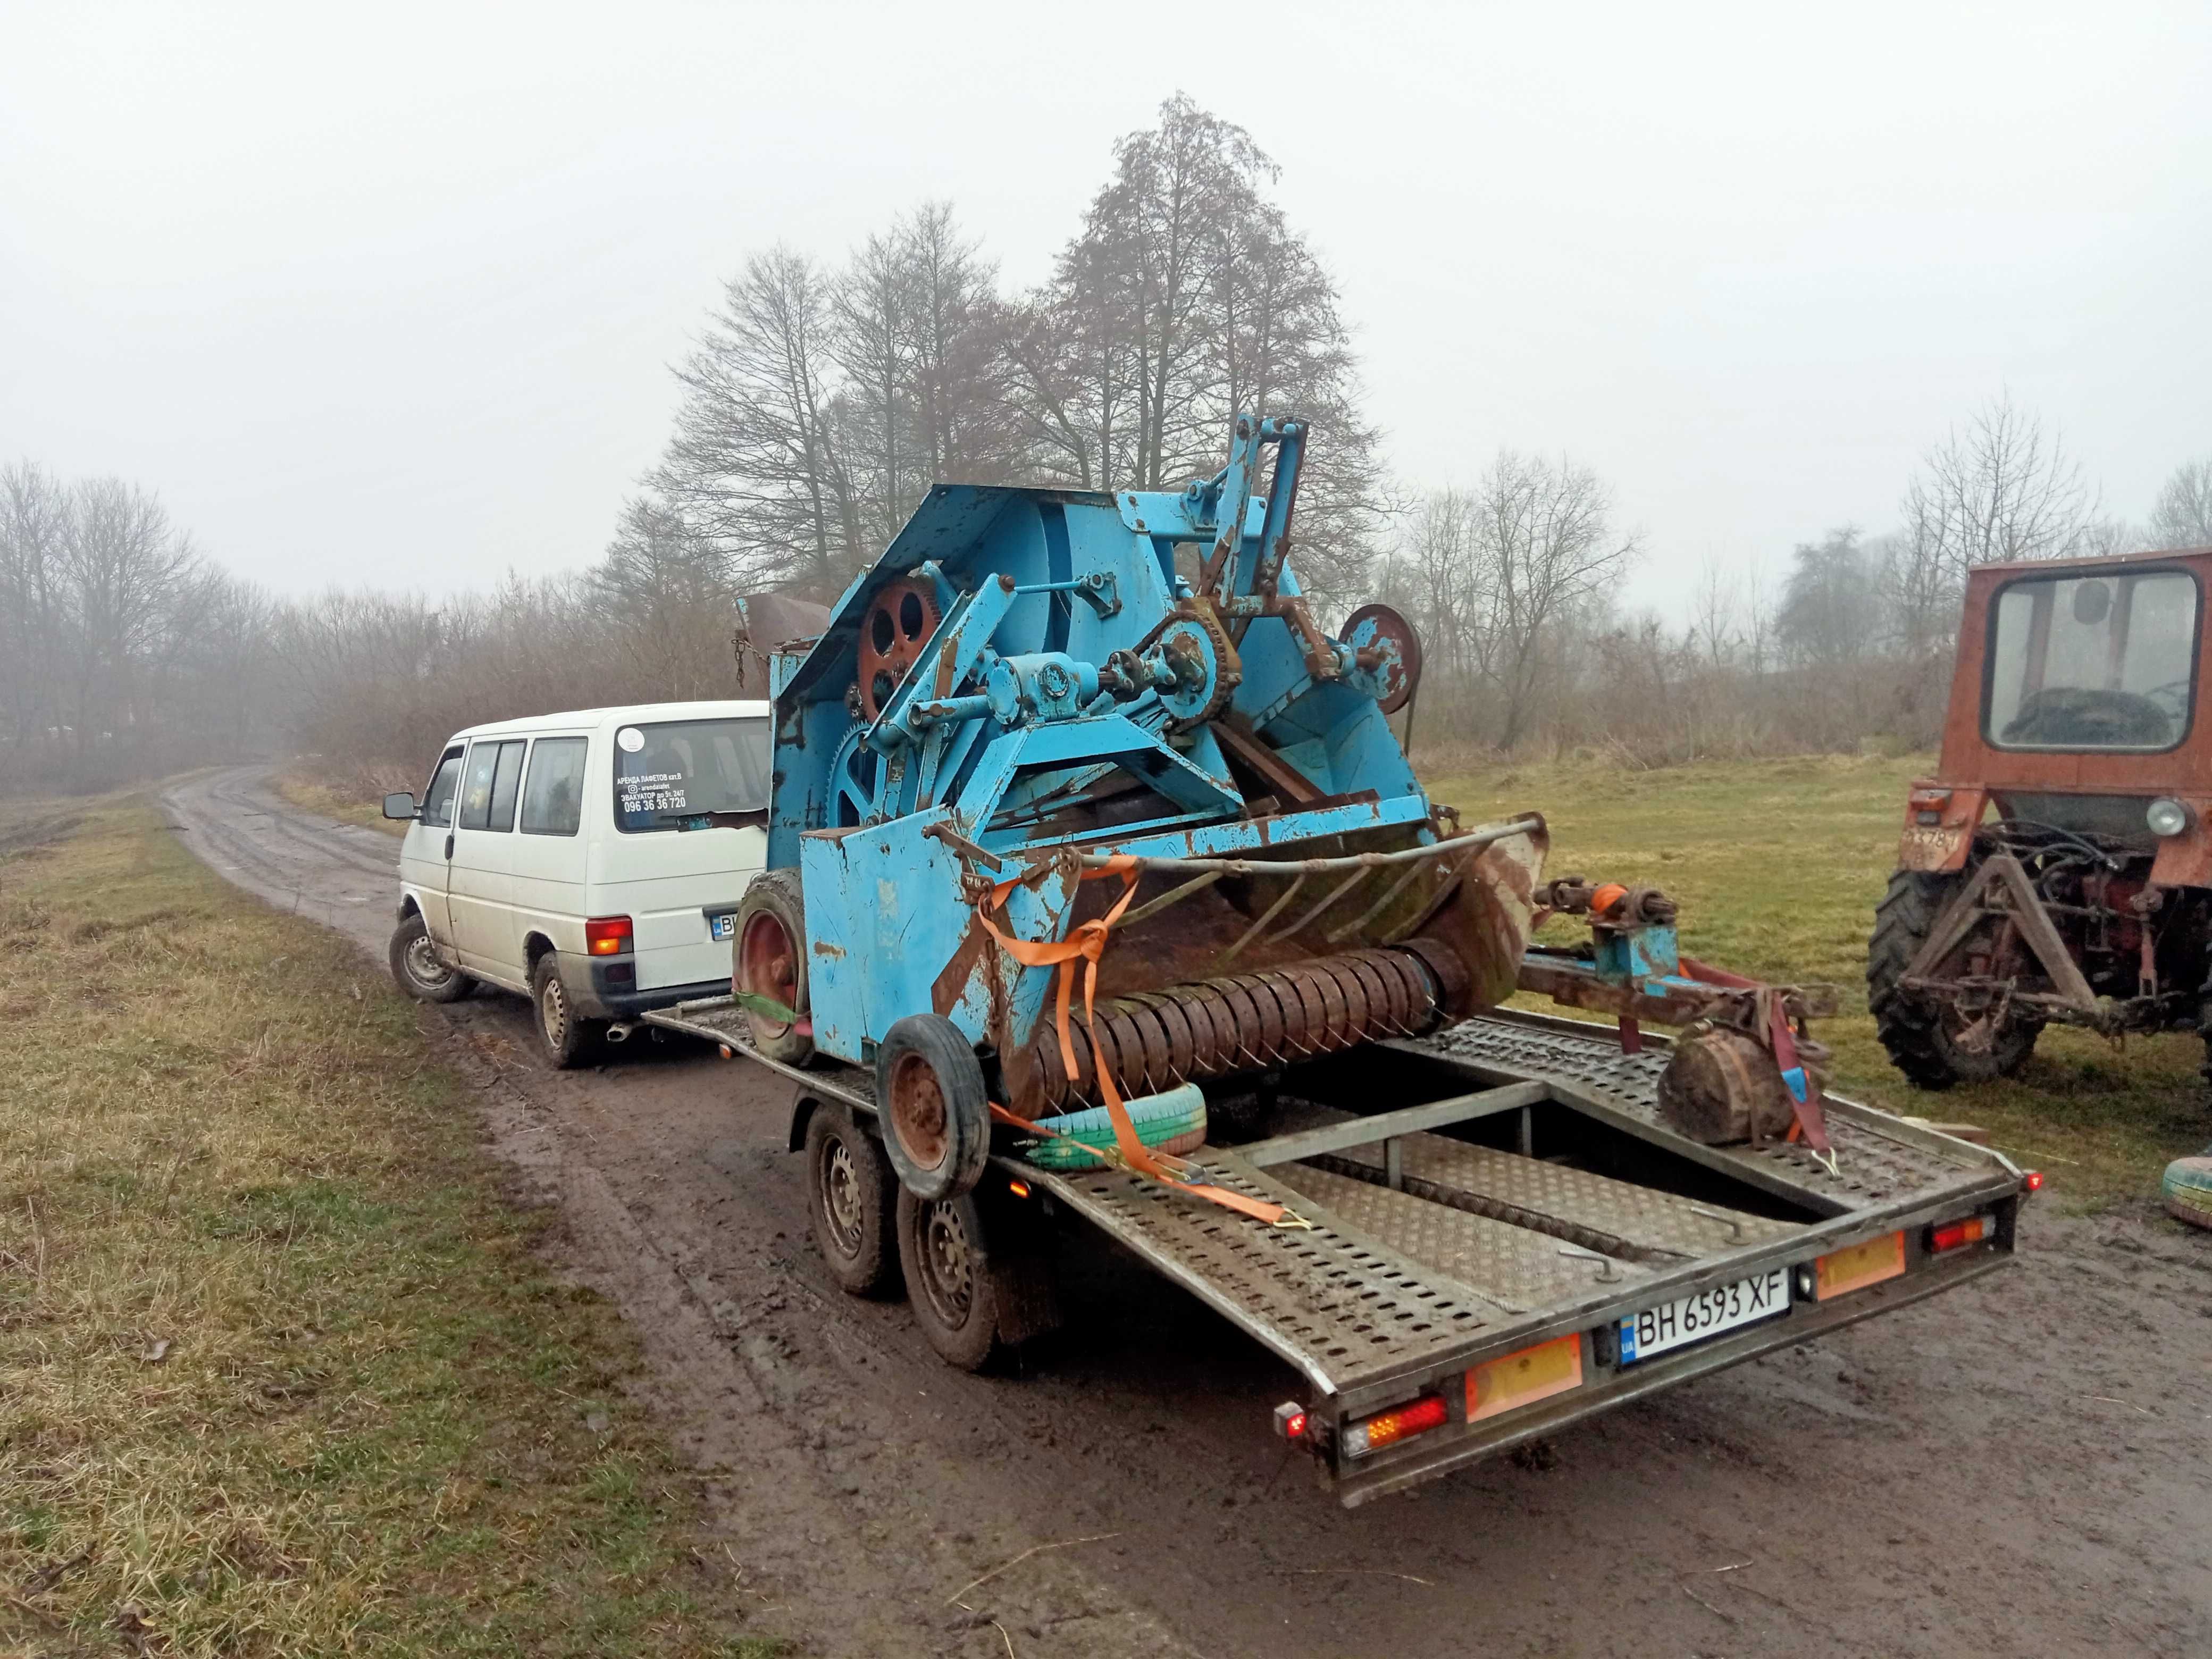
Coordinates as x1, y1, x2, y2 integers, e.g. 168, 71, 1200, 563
613, 718, 771, 833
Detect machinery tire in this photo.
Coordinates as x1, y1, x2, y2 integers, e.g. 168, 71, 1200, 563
389, 912, 471, 1003
805, 1105, 902, 1298
896, 1187, 1005, 1372
875, 1013, 990, 1201
531, 953, 604, 1070
1867, 867, 2041, 1090
735, 868, 814, 1066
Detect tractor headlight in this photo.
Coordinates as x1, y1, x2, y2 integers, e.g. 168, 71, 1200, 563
2146, 798, 2193, 838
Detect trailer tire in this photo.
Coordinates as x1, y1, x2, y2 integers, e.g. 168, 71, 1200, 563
805, 1105, 902, 1298
1867, 866, 2041, 1090
389, 913, 471, 1003
896, 1187, 1004, 1372
735, 868, 814, 1066
875, 1013, 990, 1201
531, 954, 605, 1070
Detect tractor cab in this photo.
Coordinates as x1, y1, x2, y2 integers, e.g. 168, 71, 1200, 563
1870, 547, 2212, 1094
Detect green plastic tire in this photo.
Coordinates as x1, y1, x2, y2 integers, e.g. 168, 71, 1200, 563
2162, 1153, 2212, 1231
1023, 1083, 1208, 1171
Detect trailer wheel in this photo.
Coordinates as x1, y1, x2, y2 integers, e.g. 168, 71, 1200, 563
389, 913, 471, 1003
735, 868, 814, 1066
805, 1105, 902, 1298
1867, 867, 2041, 1089
875, 1013, 990, 1201
896, 1187, 1004, 1372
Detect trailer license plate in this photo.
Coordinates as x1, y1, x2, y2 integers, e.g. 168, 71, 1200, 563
1619, 1267, 1790, 1364
709, 913, 736, 942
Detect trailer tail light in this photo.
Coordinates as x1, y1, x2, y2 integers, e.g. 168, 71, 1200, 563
2024, 1170, 2046, 1194
1272, 1401, 1309, 1442
1927, 1213, 1993, 1254
585, 915, 633, 956
1341, 1394, 1448, 1458
1813, 1231, 1906, 1300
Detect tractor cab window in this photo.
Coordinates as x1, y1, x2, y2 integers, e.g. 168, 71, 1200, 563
1984, 571, 2198, 751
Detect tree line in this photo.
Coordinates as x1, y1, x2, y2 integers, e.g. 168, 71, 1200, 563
5, 94, 2208, 792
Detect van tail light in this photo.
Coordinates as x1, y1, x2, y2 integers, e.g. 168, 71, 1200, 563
1927, 1213, 1994, 1254
585, 915, 633, 956
1341, 1394, 1449, 1459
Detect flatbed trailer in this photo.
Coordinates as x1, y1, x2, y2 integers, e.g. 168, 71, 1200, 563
644, 994, 2029, 1507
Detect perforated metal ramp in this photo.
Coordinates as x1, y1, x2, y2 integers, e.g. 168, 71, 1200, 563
1020, 1153, 1509, 1394
1425, 1017, 1984, 1211
1321, 1134, 1800, 1260
1265, 1163, 1657, 1311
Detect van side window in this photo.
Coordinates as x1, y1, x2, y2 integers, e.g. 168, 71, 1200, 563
421, 748, 464, 828
457, 743, 502, 830
487, 741, 526, 832
520, 737, 588, 836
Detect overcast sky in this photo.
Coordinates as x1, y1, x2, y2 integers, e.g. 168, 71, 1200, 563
3, 2, 2206, 617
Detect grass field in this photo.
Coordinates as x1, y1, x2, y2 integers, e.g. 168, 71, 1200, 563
1426, 751, 2208, 1210
0, 799, 775, 1657
273, 769, 408, 837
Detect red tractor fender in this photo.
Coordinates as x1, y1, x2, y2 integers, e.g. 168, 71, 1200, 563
1895, 782, 1988, 874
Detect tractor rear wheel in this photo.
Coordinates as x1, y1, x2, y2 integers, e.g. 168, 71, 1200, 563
1867, 867, 2042, 1090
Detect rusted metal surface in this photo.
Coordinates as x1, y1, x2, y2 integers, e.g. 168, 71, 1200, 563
1517, 952, 1840, 1026
1006, 944, 1455, 1116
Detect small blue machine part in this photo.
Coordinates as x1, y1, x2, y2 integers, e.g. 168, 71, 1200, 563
756, 414, 1538, 1118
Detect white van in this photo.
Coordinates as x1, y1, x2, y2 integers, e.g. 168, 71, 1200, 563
381, 700, 769, 1066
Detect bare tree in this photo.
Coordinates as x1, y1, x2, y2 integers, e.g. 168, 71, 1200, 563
658, 248, 858, 598
2150, 457, 2212, 549
1464, 451, 1641, 751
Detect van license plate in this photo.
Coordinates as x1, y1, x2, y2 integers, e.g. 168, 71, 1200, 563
709, 914, 736, 942
1619, 1267, 1789, 1363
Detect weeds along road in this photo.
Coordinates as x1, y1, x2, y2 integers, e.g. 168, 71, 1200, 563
161, 765, 2212, 1659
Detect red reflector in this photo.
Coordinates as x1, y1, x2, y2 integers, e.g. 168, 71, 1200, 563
1929, 1214, 1993, 1253
1343, 1394, 1449, 1457
1272, 1401, 1309, 1441
2024, 1170, 2046, 1193
585, 915, 633, 956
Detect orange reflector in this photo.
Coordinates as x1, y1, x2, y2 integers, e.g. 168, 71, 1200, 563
1467, 1332, 1584, 1423
1928, 1214, 1993, 1253
1814, 1231, 1906, 1300
1342, 1394, 1449, 1457
1008, 1179, 1032, 1199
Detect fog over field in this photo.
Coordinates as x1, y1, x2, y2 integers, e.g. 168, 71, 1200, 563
1, 3, 2208, 786
5, 3, 2206, 602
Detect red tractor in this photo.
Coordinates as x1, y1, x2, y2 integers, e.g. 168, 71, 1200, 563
1869, 547, 2212, 1091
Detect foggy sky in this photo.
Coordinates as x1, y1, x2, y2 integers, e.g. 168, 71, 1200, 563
3, 2, 2206, 618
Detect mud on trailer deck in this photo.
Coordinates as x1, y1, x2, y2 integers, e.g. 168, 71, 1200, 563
646, 996, 2030, 1507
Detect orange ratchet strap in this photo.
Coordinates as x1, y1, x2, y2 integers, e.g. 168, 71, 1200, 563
973, 857, 1303, 1227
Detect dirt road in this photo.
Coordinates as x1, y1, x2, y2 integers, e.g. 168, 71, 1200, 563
162, 766, 2212, 1657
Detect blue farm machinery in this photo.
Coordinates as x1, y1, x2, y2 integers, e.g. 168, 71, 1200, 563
731, 415, 1553, 1199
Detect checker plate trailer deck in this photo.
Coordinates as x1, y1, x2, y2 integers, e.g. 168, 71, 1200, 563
644, 408, 2033, 1505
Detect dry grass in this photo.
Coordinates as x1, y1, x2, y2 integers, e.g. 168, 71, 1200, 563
272, 762, 414, 837
1426, 751, 2209, 1210
0, 799, 778, 1656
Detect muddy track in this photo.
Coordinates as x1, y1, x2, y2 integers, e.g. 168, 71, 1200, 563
159, 767, 2212, 1657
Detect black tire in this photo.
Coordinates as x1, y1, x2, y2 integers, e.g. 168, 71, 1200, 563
875, 1013, 990, 1201
531, 954, 604, 1070
805, 1105, 901, 1298
389, 912, 471, 1003
896, 1187, 1004, 1372
1867, 867, 2041, 1090
735, 868, 814, 1066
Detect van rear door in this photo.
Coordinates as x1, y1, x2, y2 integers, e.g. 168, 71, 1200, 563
600, 715, 772, 991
